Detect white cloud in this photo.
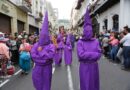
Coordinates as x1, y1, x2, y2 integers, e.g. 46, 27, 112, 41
47, 0, 76, 20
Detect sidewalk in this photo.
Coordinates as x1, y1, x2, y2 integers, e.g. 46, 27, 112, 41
0, 65, 20, 87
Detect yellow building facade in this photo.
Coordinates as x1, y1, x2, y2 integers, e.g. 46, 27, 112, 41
0, 0, 40, 35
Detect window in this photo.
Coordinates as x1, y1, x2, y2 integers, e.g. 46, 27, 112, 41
104, 19, 108, 30
112, 14, 119, 31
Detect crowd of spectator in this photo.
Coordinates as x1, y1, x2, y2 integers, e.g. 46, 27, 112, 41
99, 26, 130, 70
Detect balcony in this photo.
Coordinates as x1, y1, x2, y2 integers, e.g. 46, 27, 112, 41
75, 0, 84, 10
17, 0, 32, 13
90, 0, 120, 16
35, 12, 43, 21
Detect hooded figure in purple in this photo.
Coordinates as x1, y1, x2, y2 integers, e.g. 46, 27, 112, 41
54, 34, 64, 65
31, 11, 55, 90
77, 7, 101, 90
64, 34, 72, 65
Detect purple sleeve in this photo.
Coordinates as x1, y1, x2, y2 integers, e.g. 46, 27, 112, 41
77, 41, 101, 62
96, 41, 102, 60
31, 43, 41, 60
39, 44, 55, 60
31, 43, 55, 64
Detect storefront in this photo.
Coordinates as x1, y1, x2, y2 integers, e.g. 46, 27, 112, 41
90, 0, 130, 32
92, 18, 100, 34
0, 13, 11, 34
29, 25, 39, 34
17, 20, 25, 34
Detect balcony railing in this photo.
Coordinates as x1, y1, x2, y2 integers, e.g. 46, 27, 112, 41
90, 0, 119, 15
17, 0, 32, 13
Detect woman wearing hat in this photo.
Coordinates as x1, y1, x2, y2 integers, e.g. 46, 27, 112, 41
19, 38, 31, 74
0, 32, 10, 77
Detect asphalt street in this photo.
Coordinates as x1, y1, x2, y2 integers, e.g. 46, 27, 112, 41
1, 49, 130, 90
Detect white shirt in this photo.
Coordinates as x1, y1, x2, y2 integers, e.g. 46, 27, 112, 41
120, 33, 130, 46
102, 37, 109, 47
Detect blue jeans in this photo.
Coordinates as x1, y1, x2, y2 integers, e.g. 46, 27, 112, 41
123, 46, 130, 68
110, 46, 118, 61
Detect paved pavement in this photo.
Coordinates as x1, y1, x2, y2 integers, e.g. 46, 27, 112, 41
1, 49, 130, 90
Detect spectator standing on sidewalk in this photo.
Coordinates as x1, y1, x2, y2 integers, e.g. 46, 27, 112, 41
0, 32, 10, 77
116, 31, 126, 65
110, 34, 119, 62
102, 34, 109, 57
17, 35, 22, 49
19, 38, 31, 74
28, 34, 35, 46
120, 27, 130, 69
9, 36, 19, 64
108, 32, 115, 59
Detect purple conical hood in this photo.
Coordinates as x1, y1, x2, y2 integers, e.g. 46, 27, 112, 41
82, 7, 93, 40
39, 11, 50, 46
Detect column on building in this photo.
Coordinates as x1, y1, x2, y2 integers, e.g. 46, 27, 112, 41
120, 0, 130, 29
101, 20, 105, 32
98, 17, 106, 32
25, 15, 29, 34
107, 14, 113, 31
11, 17, 17, 34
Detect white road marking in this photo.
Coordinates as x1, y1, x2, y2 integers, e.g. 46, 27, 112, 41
0, 79, 10, 88
67, 65, 74, 90
14, 69, 22, 76
0, 69, 22, 88
52, 67, 55, 74
0, 67, 55, 88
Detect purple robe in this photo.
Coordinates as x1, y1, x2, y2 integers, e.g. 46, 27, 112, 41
77, 7, 101, 90
54, 34, 64, 65
31, 43, 55, 90
77, 39, 101, 90
64, 35, 72, 65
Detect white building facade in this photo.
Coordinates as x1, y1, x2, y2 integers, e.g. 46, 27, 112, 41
45, 1, 58, 34
91, 0, 130, 32
71, 0, 90, 35
71, 0, 130, 34
0, 0, 58, 35
71, 0, 90, 29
